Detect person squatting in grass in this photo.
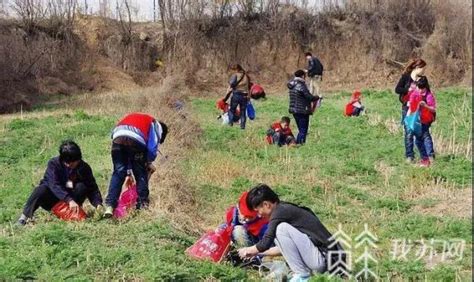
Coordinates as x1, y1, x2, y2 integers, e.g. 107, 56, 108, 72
408, 76, 437, 167
266, 116, 296, 146
237, 184, 346, 282
223, 64, 251, 130
288, 70, 320, 145
103, 112, 168, 217
222, 191, 280, 256
344, 90, 365, 117
18, 140, 104, 225
395, 58, 427, 163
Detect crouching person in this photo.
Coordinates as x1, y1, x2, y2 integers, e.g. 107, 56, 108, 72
224, 192, 269, 247
238, 184, 347, 281
266, 116, 296, 146
17, 141, 103, 225
104, 113, 168, 217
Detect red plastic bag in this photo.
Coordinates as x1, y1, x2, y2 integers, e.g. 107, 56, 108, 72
216, 99, 230, 112
51, 201, 87, 221
114, 176, 138, 219
186, 226, 232, 263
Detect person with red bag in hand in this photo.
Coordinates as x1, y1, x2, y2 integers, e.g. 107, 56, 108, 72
104, 113, 168, 217
266, 116, 296, 146
394, 58, 427, 163
17, 140, 103, 225
408, 76, 437, 167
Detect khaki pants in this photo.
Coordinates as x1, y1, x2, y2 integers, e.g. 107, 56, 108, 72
308, 75, 322, 97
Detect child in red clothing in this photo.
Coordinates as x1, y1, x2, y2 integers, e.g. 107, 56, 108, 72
344, 91, 364, 116
266, 116, 296, 146
223, 192, 270, 248
408, 76, 436, 167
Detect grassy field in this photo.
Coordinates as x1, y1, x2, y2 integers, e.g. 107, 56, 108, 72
0, 87, 472, 280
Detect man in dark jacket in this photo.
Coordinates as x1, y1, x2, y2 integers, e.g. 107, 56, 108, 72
17, 140, 103, 225
288, 69, 320, 144
304, 52, 324, 96
237, 184, 347, 281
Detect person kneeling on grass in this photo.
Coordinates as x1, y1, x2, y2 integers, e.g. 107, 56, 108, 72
266, 116, 296, 146
17, 140, 104, 225
238, 184, 347, 281
104, 113, 168, 217
344, 90, 365, 117
223, 192, 278, 251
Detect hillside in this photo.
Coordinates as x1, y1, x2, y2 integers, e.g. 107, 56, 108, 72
0, 86, 471, 280
1, 0, 472, 113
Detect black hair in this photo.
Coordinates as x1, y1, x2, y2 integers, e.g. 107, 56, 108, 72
281, 116, 290, 124
59, 140, 82, 163
294, 69, 306, 78
304, 52, 312, 57
159, 122, 168, 144
246, 184, 280, 209
416, 76, 430, 91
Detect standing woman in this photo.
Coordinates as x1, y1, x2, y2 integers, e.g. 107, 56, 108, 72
224, 64, 250, 130
394, 58, 427, 163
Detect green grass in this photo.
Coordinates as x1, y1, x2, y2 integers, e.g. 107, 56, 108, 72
0, 88, 472, 280
187, 88, 472, 280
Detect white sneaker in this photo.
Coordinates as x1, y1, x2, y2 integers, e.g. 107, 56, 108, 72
289, 273, 310, 282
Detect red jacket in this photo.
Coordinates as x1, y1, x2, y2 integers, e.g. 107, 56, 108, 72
225, 206, 268, 238
271, 122, 294, 137
117, 113, 155, 142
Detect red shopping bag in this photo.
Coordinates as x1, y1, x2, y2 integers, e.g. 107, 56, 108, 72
51, 201, 87, 221
113, 177, 138, 219
186, 226, 232, 263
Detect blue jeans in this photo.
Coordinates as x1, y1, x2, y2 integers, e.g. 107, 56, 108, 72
228, 92, 248, 129
402, 107, 415, 159
416, 124, 435, 159
293, 114, 310, 144
106, 143, 149, 209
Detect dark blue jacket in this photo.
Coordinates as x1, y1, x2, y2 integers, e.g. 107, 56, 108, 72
39, 157, 103, 206
307, 56, 324, 77
288, 77, 319, 115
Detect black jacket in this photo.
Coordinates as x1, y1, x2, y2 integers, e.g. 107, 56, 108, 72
394, 73, 414, 106
39, 157, 103, 206
288, 77, 319, 115
307, 56, 324, 77
256, 202, 348, 276
255, 202, 344, 254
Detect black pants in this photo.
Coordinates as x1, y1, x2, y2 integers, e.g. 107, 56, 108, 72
228, 93, 248, 129
22, 183, 91, 218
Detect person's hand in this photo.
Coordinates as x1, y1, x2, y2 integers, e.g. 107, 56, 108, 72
69, 200, 79, 213
419, 101, 426, 107
238, 246, 258, 259
237, 247, 250, 259
147, 163, 156, 174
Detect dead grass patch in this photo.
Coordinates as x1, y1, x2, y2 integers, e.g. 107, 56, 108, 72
403, 179, 472, 219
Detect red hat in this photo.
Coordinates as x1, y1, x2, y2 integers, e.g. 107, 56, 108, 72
239, 191, 257, 218
352, 91, 362, 99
